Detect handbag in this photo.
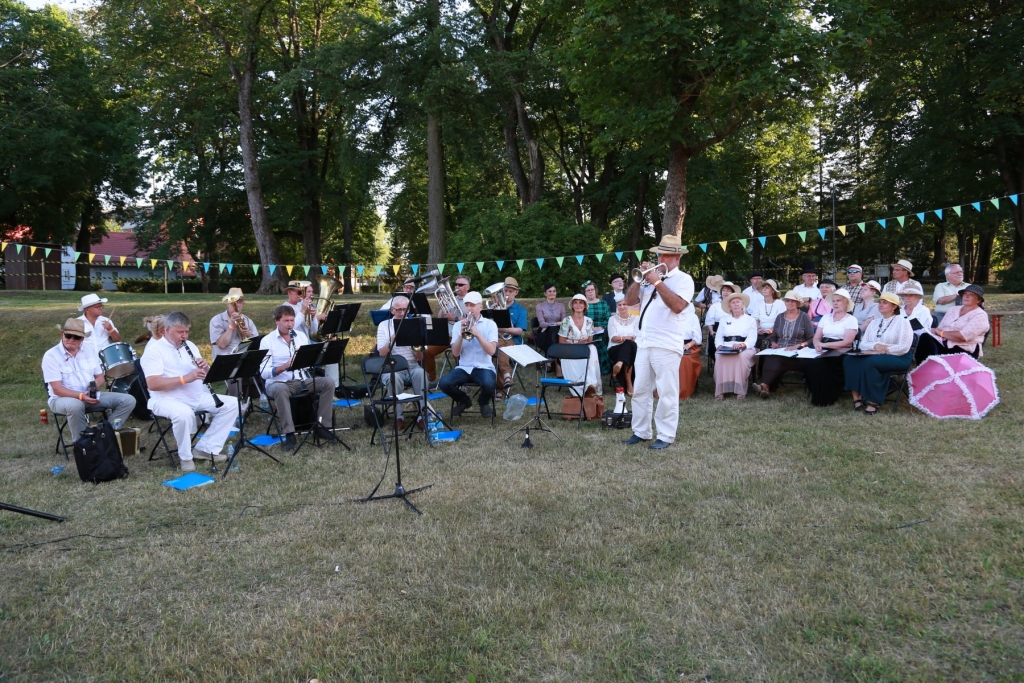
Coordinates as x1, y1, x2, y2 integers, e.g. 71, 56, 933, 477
561, 394, 605, 420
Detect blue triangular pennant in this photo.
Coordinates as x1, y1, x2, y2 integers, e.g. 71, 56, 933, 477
495, 261, 504, 271
916, 212, 926, 224
972, 202, 981, 212
758, 236, 767, 247
225, 264, 233, 274
321, 265, 328, 275
203, 262, 210, 273
357, 265, 364, 277
1011, 194, 1019, 206
699, 243, 708, 252
817, 228, 826, 240
878, 219, 887, 229
575, 255, 584, 265
456, 262, 465, 273
933, 209, 942, 220
536, 258, 545, 269
411, 264, 419, 275
615, 251, 624, 261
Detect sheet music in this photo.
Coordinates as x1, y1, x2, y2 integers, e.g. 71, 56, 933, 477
796, 347, 822, 358
756, 348, 797, 357
500, 344, 546, 366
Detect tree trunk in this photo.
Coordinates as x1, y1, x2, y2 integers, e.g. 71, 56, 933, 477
427, 111, 446, 265
976, 225, 996, 285
340, 178, 354, 294
503, 106, 531, 206
994, 134, 1024, 259
590, 151, 617, 231
661, 141, 690, 237
73, 188, 102, 291
236, 55, 284, 293
630, 171, 649, 256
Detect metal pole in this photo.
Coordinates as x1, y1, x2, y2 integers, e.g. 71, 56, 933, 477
164, 265, 168, 294
831, 185, 837, 278
41, 258, 46, 291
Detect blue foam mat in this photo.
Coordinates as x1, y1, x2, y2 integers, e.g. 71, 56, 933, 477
162, 472, 215, 490
333, 398, 361, 408
249, 434, 284, 446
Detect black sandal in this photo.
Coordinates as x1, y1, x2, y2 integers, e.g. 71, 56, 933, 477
864, 402, 879, 415
853, 399, 864, 411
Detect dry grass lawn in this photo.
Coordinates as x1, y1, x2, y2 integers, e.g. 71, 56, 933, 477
1, 290, 1022, 682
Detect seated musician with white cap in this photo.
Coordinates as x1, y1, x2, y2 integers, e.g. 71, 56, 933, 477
260, 305, 337, 451
42, 318, 136, 443
437, 291, 499, 418
77, 293, 122, 365
141, 311, 238, 470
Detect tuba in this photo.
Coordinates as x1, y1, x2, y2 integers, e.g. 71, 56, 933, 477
310, 274, 342, 340
483, 282, 512, 340
417, 271, 466, 320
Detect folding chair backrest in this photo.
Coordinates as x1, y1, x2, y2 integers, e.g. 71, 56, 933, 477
546, 343, 591, 361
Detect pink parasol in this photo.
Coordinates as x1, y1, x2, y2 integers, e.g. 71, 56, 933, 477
908, 354, 999, 420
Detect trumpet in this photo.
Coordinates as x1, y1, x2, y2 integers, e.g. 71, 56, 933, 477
631, 263, 669, 284
461, 314, 477, 340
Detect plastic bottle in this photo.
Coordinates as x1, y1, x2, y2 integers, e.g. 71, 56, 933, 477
227, 443, 239, 470
51, 465, 64, 475
259, 393, 268, 411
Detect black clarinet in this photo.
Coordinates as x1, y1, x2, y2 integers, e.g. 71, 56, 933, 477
182, 343, 224, 408
289, 329, 307, 389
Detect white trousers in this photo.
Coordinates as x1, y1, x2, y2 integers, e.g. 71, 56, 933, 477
631, 347, 683, 443
149, 392, 238, 461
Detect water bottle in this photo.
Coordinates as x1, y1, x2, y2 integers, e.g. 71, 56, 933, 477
259, 393, 268, 411
227, 443, 239, 470
51, 465, 64, 475
113, 418, 123, 430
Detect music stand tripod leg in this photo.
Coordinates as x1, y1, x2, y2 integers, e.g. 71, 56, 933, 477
222, 386, 282, 479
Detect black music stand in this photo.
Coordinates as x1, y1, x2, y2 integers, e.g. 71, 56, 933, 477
332, 303, 362, 384
409, 293, 432, 316
356, 312, 432, 514
395, 317, 452, 441
481, 309, 512, 330
207, 349, 282, 478
289, 340, 350, 455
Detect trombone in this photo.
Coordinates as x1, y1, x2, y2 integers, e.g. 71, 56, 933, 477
631, 263, 668, 283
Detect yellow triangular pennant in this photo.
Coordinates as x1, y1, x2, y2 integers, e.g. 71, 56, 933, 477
718, 241, 728, 252
30, 246, 37, 256
119, 256, 126, 266
778, 234, 787, 245
150, 259, 158, 269
838, 225, 847, 236
88, 253, 96, 263
392, 264, 401, 275
286, 265, 294, 276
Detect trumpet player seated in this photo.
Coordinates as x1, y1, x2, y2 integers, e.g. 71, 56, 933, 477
494, 277, 528, 391
209, 288, 260, 401
283, 280, 319, 339
375, 297, 428, 430
260, 306, 337, 451
438, 291, 499, 418
43, 318, 136, 443
140, 312, 238, 471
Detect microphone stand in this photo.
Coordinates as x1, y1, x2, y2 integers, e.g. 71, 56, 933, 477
356, 308, 431, 514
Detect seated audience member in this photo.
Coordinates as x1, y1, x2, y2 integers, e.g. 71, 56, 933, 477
607, 299, 638, 402
752, 290, 815, 399
743, 271, 765, 311
678, 307, 703, 401
853, 280, 883, 329
915, 284, 990, 363
713, 292, 757, 400
142, 312, 238, 470
693, 275, 725, 314
557, 294, 602, 397
883, 259, 922, 305
932, 264, 967, 325
799, 288, 858, 407
900, 282, 932, 334
535, 282, 566, 357
374, 296, 428, 431
844, 264, 868, 309
808, 279, 836, 325
583, 280, 611, 375
602, 273, 627, 309
793, 266, 821, 306
438, 291, 499, 418
753, 279, 785, 348
704, 280, 738, 332
42, 318, 136, 443
844, 293, 914, 415
259, 305, 337, 451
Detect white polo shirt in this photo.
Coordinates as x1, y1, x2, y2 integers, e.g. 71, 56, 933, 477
793, 283, 821, 301
450, 317, 498, 373
260, 328, 312, 386
140, 337, 207, 402
635, 268, 695, 352
41, 341, 101, 400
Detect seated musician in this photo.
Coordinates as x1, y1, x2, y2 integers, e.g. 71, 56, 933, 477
438, 291, 499, 418
210, 288, 259, 403
916, 284, 990, 363
259, 305, 337, 450
752, 290, 814, 399
77, 293, 122, 365
375, 296, 428, 431
283, 280, 318, 339
495, 277, 528, 392
379, 279, 416, 309
42, 318, 136, 442
140, 312, 238, 471
423, 275, 470, 384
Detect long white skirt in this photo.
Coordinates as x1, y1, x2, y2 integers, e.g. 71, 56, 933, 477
562, 344, 602, 397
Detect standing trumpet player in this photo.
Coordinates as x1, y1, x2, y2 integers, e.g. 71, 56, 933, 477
621, 235, 694, 450
210, 287, 260, 403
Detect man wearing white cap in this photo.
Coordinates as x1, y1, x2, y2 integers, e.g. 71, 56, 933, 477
76, 293, 122, 365
883, 259, 922, 305
438, 291, 499, 418
621, 234, 695, 450
844, 264, 868, 306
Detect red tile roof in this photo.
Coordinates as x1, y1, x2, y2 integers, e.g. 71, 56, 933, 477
92, 232, 197, 275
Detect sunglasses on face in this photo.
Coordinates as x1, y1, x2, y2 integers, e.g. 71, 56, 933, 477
456, 282, 469, 287
848, 269, 861, 273
64, 333, 84, 341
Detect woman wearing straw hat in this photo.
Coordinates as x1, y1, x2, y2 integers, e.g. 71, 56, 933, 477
753, 279, 785, 348
752, 290, 815, 399
853, 279, 883, 329
693, 274, 725, 315
799, 288, 858, 406
899, 282, 933, 333
915, 284, 990, 363
843, 292, 914, 414
713, 291, 757, 400
558, 294, 602, 397
703, 280, 738, 332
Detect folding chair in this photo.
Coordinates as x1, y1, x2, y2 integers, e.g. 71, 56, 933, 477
540, 343, 591, 429
52, 406, 110, 459
884, 334, 921, 413
361, 355, 427, 444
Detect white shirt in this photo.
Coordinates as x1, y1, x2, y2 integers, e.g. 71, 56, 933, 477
861, 315, 914, 356
606, 314, 638, 349
704, 302, 729, 329
41, 341, 101, 400
283, 300, 318, 337
376, 318, 420, 367
140, 337, 207, 403
817, 312, 859, 341
753, 299, 786, 331
715, 313, 757, 349
78, 314, 118, 365
743, 285, 765, 313
636, 268, 695, 351
883, 278, 922, 306
681, 310, 702, 344
902, 302, 933, 333
209, 310, 258, 358
793, 283, 821, 301
451, 316, 498, 373
932, 281, 967, 314
694, 288, 721, 306
260, 328, 311, 386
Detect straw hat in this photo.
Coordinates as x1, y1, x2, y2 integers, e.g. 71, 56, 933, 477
503, 277, 520, 290
901, 282, 924, 297
782, 290, 804, 304
705, 274, 725, 292
720, 291, 751, 313
718, 281, 739, 295
57, 318, 91, 338
221, 287, 244, 302
77, 293, 108, 311
760, 279, 781, 296
648, 234, 688, 255
827, 288, 854, 308
865, 279, 882, 293
569, 293, 588, 305
890, 259, 914, 276
877, 292, 901, 310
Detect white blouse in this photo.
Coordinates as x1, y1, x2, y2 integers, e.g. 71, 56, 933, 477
902, 303, 933, 333
606, 314, 638, 349
861, 315, 914, 356
753, 299, 786, 331
714, 314, 758, 349
817, 312, 858, 342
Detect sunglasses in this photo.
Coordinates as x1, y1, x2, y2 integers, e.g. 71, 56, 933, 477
847, 269, 861, 273
63, 333, 84, 340
455, 282, 469, 287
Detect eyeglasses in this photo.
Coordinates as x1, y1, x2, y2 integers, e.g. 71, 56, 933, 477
63, 333, 84, 341
455, 282, 469, 287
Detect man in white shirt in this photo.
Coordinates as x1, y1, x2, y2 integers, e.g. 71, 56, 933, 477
140, 312, 238, 471
742, 271, 765, 312
259, 305, 336, 451
283, 280, 318, 339
932, 263, 967, 325
621, 235, 695, 450
883, 259, 922, 305
375, 296, 428, 430
437, 291, 499, 418
42, 318, 136, 443
76, 293, 122, 367
792, 267, 821, 306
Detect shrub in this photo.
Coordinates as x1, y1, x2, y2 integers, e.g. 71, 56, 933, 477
997, 260, 1024, 293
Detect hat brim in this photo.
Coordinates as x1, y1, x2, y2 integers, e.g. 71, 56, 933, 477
720, 292, 750, 314
649, 246, 688, 255
889, 263, 915, 277
77, 297, 108, 311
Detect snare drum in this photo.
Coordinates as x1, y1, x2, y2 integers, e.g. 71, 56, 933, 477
100, 342, 136, 378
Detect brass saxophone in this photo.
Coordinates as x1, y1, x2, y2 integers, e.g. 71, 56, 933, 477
225, 294, 253, 341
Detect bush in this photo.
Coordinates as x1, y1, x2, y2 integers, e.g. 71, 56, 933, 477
997, 260, 1024, 293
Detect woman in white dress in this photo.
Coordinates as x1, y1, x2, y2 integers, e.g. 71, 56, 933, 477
713, 292, 757, 400
557, 294, 602, 397
753, 279, 786, 349
801, 288, 859, 406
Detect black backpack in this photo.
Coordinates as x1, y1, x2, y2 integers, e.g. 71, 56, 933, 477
73, 419, 129, 483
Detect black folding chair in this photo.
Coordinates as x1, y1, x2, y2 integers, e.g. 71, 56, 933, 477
361, 355, 427, 443
540, 343, 591, 429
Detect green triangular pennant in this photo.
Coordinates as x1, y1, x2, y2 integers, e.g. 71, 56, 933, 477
798, 231, 807, 242
739, 239, 747, 248
595, 253, 604, 262
634, 250, 643, 261
136, 258, 143, 268
252, 264, 259, 275
437, 263, 446, 274
991, 198, 1000, 209
857, 223, 866, 232
45, 248, 52, 257
303, 265, 310, 276
516, 260, 524, 271
476, 261, 485, 273
897, 216, 906, 227
104, 254, 111, 265
555, 256, 564, 267
953, 205, 962, 217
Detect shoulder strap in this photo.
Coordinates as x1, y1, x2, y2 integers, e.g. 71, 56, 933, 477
637, 288, 659, 330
